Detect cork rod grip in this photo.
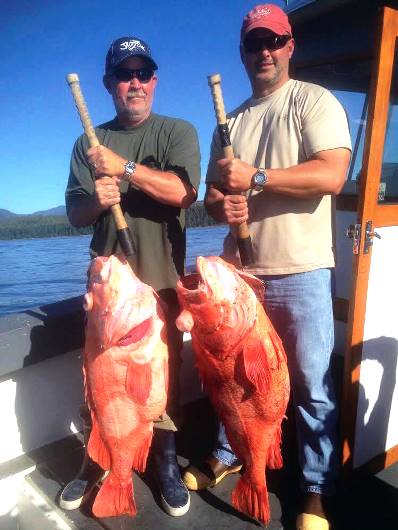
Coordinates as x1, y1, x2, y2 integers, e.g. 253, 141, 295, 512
66, 73, 135, 257
207, 74, 234, 159
207, 74, 253, 266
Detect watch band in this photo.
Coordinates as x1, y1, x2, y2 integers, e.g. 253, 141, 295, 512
123, 160, 136, 183
251, 168, 268, 191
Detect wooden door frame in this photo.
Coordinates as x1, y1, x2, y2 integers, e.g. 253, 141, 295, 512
341, 6, 398, 473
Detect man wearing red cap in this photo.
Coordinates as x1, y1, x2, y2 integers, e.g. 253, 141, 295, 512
183, 4, 351, 530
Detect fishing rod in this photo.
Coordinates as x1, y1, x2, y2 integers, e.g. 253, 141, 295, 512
208, 73, 254, 267
66, 73, 135, 259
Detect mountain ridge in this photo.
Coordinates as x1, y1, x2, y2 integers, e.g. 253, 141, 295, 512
0, 205, 66, 219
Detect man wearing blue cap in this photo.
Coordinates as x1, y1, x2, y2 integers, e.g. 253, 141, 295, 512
62, 36, 200, 518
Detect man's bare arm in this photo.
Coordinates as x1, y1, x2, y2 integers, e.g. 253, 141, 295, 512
68, 177, 121, 228
68, 196, 102, 228
87, 145, 197, 209
217, 148, 351, 198
131, 165, 197, 209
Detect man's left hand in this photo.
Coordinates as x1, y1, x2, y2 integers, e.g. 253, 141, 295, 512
87, 145, 126, 179
217, 158, 253, 192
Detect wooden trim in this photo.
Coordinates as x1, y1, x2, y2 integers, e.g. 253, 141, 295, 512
336, 194, 358, 212
374, 203, 398, 225
341, 7, 398, 471
351, 444, 398, 477
341, 271, 369, 469
333, 297, 349, 323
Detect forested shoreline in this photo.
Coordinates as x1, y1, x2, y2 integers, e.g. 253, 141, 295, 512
0, 201, 218, 241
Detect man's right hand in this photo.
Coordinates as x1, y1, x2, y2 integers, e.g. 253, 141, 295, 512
94, 176, 121, 210
223, 194, 248, 225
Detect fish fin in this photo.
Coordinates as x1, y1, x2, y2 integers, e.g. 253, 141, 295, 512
235, 269, 265, 301
232, 475, 270, 525
131, 429, 153, 472
269, 327, 288, 366
242, 336, 270, 394
92, 472, 136, 518
266, 425, 283, 469
126, 360, 152, 405
87, 414, 111, 470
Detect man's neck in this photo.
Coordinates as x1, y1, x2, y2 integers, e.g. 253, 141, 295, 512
252, 76, 290, 99
117, 112, 151, 128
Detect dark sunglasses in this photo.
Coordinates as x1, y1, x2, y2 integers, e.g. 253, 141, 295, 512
244, 34, 291, 54
112, 67, 154, 83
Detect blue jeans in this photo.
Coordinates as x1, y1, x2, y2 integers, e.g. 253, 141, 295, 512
213, 268, 339, 496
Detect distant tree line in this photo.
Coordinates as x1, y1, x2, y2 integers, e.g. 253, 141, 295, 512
0, 215, 92, 240
186, 200, 217, 228
0, 201, 219, 240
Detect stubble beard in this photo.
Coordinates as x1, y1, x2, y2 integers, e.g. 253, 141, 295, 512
251, 62, 288, 96
115, 95, 150, 125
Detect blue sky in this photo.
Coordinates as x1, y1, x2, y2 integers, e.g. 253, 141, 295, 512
1, 0, 373, 214
0, 0, 292, 214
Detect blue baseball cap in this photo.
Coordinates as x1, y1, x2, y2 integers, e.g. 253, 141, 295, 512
105, 36, 158, 74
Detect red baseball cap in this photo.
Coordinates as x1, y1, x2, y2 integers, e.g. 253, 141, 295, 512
241, 4, 292, 40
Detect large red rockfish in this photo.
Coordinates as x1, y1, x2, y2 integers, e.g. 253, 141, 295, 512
176, 256, 289, 524
83, 255, 168, 518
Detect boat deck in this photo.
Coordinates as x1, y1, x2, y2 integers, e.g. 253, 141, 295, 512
1, 398, 398, 530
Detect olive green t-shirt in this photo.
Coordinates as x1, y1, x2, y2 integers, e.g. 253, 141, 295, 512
65, 113, 201, 292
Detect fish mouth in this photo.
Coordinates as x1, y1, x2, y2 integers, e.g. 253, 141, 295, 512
177, 257, 219, 302
196, 256, 239, 302
177, 256, 238, 303
177, 272, 206, 306
89, 255, 129, 285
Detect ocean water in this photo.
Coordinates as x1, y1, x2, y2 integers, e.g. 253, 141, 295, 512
0, 225, 228, 315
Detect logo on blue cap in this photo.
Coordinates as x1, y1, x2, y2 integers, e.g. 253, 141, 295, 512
105, 37, 158, 73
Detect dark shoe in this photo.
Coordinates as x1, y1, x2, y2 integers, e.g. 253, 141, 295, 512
59, 455, 106, 510
152, 430, 190, 517
183, 455, 242, 490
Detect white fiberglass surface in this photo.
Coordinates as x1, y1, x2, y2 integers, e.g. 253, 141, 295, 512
354, 226, 398, 468
0, 468, 72, 530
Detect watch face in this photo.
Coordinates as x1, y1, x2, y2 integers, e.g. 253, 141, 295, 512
254, 171, 266, 186
125, 161, 136, 174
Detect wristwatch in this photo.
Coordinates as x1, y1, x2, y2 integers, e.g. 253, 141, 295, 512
251, 168, 268, 191
123, 160, 136, 183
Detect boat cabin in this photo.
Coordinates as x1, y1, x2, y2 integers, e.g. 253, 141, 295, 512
289, 0, 398, 475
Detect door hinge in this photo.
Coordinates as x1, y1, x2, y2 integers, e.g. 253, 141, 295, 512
346, 223, 361, 254
364, 220, 381, 254
346, 221, 381, 255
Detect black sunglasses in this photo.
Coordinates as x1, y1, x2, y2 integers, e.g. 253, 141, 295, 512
112, 67, 154, 83
244, 34, 291, 54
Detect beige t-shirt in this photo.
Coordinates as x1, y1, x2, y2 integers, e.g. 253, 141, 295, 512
206, 79, 352, 275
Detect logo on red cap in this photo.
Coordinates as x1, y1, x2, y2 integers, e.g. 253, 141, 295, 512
251, 6, 272, 18
241, 3, 292, 40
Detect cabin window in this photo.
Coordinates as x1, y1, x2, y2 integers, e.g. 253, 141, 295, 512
333, 89, 368, 196
378, 38, 398, 204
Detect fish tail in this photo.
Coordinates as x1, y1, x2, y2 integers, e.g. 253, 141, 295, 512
231, 475, 270, 524
266, 425, 283, 469
92, 472, 136, 518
